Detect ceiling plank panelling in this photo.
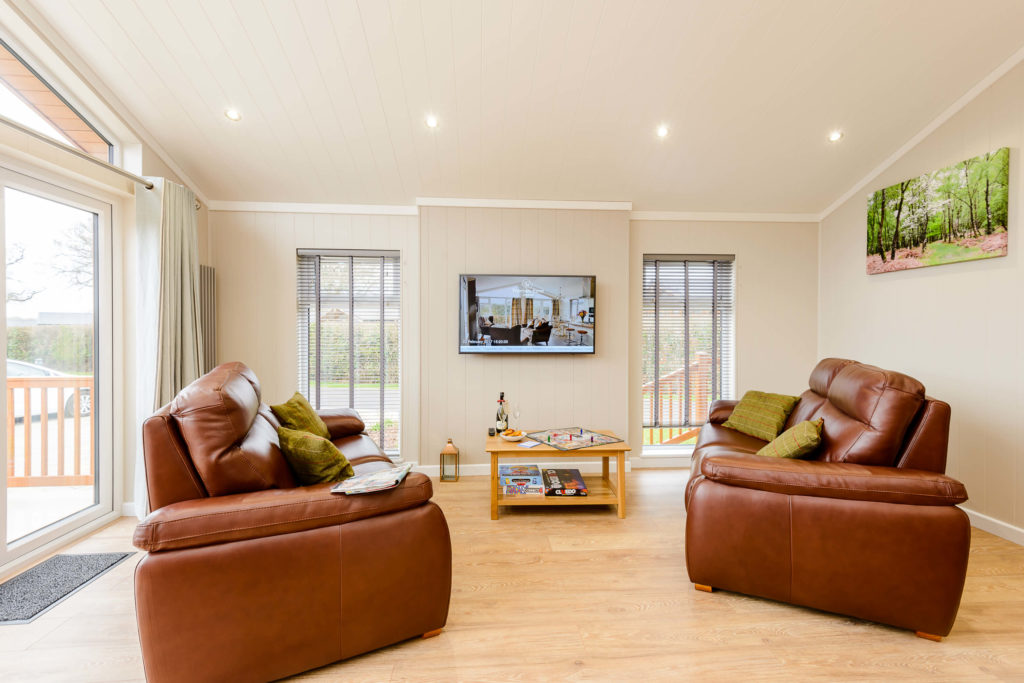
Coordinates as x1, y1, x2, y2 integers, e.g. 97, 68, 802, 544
21, 0, 1024, 211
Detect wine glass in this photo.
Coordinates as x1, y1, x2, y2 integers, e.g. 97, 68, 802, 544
512, 402, 521, 429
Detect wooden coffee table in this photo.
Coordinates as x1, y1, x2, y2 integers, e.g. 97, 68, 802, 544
485, 431, 630, 519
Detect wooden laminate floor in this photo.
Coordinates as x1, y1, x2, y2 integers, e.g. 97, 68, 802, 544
3, 470, 1024, 681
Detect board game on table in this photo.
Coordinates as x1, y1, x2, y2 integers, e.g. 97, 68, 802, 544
527, 428, 624, 451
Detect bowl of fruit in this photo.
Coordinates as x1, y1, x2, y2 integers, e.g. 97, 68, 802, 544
500, 429, 525, 442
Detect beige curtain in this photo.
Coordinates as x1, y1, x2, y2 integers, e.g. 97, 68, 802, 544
511, 299, 522, 327
525, 298, 534, 324
154, 181, 204, 407
552, 298, 560, 320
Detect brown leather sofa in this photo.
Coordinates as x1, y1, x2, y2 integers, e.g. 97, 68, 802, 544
133, 362, 452, 682
685, 358, 969, 640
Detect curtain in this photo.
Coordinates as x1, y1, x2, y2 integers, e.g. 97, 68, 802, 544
552, 298, 560, 320
134, 179, 203, 518
154, 181, 204, 407
525, 298, 534, 324
511, 299, 522, 327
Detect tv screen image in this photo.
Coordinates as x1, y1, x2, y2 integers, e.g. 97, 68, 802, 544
460, 274, 596, 354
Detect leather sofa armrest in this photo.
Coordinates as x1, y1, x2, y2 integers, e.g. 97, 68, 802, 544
318, 408, 366, 439
701, 454, 967, 506
133, 472, 433, 552
707, 400, 739, 424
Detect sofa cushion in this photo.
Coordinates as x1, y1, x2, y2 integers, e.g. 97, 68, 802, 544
723, 391, 799, 442
819, 363, 925, 466
133, 473, 435, 552
757, 418, 823, 459
278, 427, 355, 485
171, 362, 297, 497
695, 422, 768, 452
700, 454, 967, 506
271, 392, 330, 439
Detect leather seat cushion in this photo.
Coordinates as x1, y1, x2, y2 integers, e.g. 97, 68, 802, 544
134, 473, 434, 552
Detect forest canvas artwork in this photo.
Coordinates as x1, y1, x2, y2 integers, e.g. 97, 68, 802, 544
866, 147, 1009, 274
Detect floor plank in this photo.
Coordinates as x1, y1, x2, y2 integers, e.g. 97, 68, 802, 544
1, 471, 1023, 681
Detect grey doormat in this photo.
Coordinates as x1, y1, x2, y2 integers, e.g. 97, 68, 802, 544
0, 552, 133, 624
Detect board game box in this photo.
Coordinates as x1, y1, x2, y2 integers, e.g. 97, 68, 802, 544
542, 468, 588, 496
498, 463, 544, 487
527, 428, 623, 451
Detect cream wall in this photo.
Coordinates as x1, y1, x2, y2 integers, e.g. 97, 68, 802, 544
208, 210, 420, 457
419, 206, 630, 467
628, 220, 819, 462
819, 60, 1024, 538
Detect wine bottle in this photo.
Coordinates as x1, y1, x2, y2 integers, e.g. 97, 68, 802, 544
495, 392, 508, 432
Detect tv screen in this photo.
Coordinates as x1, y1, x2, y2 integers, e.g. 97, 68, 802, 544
459, 274, 596, 354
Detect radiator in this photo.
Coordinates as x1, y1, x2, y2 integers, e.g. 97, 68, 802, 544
199, 265, 216, 373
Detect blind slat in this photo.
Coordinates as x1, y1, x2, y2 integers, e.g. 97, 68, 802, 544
297, 252, 401, 452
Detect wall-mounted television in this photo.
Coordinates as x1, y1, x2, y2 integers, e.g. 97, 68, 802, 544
459, 274, 596, 354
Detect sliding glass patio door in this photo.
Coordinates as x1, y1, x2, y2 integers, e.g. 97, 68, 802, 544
0, 168, 113, 566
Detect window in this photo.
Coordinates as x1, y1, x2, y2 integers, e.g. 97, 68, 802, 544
0, 39, 112, 161
297, 250, 401, 452
642, 255, 735, 450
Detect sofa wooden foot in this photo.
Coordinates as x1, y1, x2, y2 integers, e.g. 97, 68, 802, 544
422, 628, 443, 639
915, 631, 942, 642
694, 584, 714, 593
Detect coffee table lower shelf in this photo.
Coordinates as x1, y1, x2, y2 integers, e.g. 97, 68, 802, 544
497, 477, 619, 507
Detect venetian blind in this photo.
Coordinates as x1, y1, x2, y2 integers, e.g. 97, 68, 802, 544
297, 250, 401, 452
641, 256, 735, 429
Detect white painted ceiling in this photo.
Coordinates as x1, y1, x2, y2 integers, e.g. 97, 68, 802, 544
23, 0, 1024, 212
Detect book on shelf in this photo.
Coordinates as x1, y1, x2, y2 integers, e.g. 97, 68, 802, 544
542, 468, 588, 497
331, 462, 414, 495
498, 463, 543, 487
503, 484, 544, 496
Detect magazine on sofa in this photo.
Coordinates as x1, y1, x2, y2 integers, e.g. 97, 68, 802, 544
332, 462, 414, 495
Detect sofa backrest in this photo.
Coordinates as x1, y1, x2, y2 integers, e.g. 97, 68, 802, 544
785, 358, 943, 468
143, 361, 298, 511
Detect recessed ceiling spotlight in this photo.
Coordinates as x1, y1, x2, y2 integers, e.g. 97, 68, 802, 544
828, 129, 843, 143
224, 108, 242, 122
425, 113, 439, 129
656, 124, 669, 138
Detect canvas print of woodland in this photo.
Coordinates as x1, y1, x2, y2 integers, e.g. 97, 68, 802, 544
866, 147, 1009, 274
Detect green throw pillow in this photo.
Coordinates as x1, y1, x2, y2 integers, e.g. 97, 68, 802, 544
277, 427, 355, 485
723, 390, 800, 442
271, 392, 330, 439
757, 418, 824, 459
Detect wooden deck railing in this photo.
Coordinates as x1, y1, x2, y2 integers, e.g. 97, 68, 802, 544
6, 376, 94, 487
642, 353, 712, 446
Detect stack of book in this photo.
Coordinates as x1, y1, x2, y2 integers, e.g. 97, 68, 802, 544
498, 464, 588, 497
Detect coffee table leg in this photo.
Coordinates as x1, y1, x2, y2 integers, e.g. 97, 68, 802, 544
616, 451, 626, 519
490, 452, 499, 520
602, 455, 609, 481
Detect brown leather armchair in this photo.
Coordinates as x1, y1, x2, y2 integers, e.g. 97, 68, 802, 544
133, 362, 452, 682
685, 359, 969, 640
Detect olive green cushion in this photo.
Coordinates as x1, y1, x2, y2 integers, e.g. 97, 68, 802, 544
276, 427, 354, 485
757, 418, 824, 459
270, 392, 330, 439
723, 390, 800, 442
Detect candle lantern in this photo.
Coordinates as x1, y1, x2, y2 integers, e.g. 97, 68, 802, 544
440, 438, 460, 482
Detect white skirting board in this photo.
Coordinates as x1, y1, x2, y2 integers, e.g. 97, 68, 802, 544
961, 506, 1024, 547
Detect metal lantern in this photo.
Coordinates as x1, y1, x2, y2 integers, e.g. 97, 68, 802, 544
440, 438, 460, 482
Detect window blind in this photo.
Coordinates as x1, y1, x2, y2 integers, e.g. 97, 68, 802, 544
641, 256, 735, 436
297, 250, 401, 452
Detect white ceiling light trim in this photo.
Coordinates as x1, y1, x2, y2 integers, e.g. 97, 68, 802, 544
207, 200, 417, 215
818, 41, 1024, 221
630, 211, 820, 223
416, 197, 632, 211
